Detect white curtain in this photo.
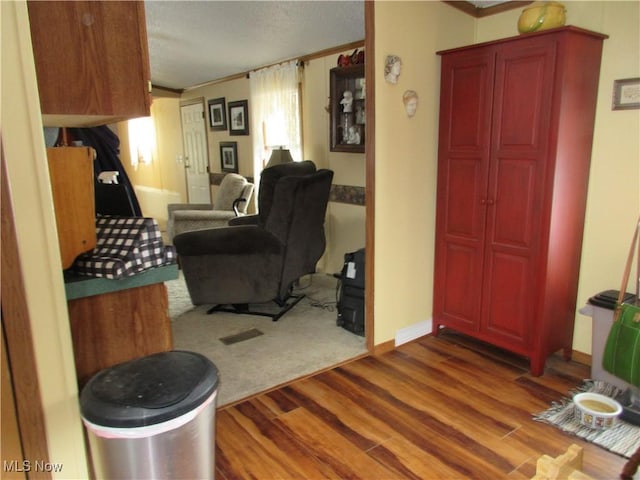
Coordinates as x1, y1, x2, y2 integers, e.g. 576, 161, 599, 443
249, 60, 302, 191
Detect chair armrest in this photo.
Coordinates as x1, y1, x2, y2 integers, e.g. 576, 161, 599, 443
167, 203, 212, 215
172, 210, 236, 222
229, 214, 260, 226
232, 198, 247, 216
174, 226, 282, 256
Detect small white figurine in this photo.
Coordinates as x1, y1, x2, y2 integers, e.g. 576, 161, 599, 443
347, 126, 360, 145
384, 55, 402, 84
98, 171, 120, 184
340, 90, 354, 112
403, 90, 418, 118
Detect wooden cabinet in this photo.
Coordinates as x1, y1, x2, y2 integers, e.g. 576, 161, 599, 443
433, 27, 607, 376
67, 281, 173, 387
27, 1, 151, 127
330, 64, 365, 153
47, 147, 96, 268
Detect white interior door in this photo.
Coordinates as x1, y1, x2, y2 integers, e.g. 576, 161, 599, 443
181, 102, 211, 204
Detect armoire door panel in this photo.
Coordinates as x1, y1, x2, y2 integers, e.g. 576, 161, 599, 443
441, 51, 494, 151
444, 157, 486, 239
489, 158, 539, 248
481, 251, 532, 345
492, 42, 556, 151
435, 49, 493, 329
440, 242, 483, 330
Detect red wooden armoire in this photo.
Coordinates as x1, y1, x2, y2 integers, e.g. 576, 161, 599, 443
433, 27, 607, 376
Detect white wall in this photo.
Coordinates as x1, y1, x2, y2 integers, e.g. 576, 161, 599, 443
373, 1, 475, 345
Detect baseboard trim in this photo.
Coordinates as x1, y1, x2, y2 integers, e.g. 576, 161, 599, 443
571, 350, 592, 367
395, 319, 433, 347
376, 327, 594, 368
372, 340, 394, 356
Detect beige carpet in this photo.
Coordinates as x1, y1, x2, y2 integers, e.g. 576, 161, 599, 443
167, 273, 367, 406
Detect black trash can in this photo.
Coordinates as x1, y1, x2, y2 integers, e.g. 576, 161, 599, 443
80, 351, 219, 480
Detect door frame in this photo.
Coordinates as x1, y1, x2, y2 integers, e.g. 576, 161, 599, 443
2, 3, 88, 475
179, 97, 211, 204
364, 2, 375, 353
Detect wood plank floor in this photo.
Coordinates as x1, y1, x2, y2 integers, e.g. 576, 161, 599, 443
214, 331, 628, 479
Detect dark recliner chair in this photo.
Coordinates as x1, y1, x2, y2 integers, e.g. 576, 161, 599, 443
173, 161, 333, 320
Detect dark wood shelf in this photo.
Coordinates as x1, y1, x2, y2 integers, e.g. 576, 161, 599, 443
330, 64, 365, 153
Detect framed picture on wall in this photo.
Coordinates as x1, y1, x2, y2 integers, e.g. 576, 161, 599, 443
208, 97, 227, 130
228, 100, 249, 135
220, 142, 238, 173
612, 78, 640, 110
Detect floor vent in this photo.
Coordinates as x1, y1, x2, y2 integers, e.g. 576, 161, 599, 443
219, 328, 264, 345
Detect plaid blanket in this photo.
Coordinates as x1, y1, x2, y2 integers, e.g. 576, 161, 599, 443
72, 216, 176, 279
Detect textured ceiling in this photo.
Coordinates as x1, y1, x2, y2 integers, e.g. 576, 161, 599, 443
145, 1, 365, 90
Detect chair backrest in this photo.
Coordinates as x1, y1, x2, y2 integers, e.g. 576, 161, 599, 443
256, 161, 317, 224
263, 166, 334, 299
213, 173, 249, 211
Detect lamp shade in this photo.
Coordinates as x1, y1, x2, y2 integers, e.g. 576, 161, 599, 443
266, 147, 294, 168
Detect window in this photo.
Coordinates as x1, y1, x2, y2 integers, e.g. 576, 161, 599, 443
128, 116, 156, 167
249, 61, 302, 186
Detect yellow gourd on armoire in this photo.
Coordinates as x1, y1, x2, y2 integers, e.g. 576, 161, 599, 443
518, 1, 567, 34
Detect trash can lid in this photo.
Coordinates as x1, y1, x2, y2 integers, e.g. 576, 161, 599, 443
588, 290, 636, 310
80, 351, 219, 428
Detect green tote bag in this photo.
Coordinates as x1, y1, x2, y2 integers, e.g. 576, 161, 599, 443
602, 217, 640, 388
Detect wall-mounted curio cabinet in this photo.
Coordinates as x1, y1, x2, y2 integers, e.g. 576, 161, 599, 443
330, 64, 365, 153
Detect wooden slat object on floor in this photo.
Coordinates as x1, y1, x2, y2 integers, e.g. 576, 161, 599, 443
215, 331, 627, 479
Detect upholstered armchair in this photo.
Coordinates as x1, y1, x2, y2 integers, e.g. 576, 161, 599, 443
166, 173, 253, 243
173, 161, 333, 320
